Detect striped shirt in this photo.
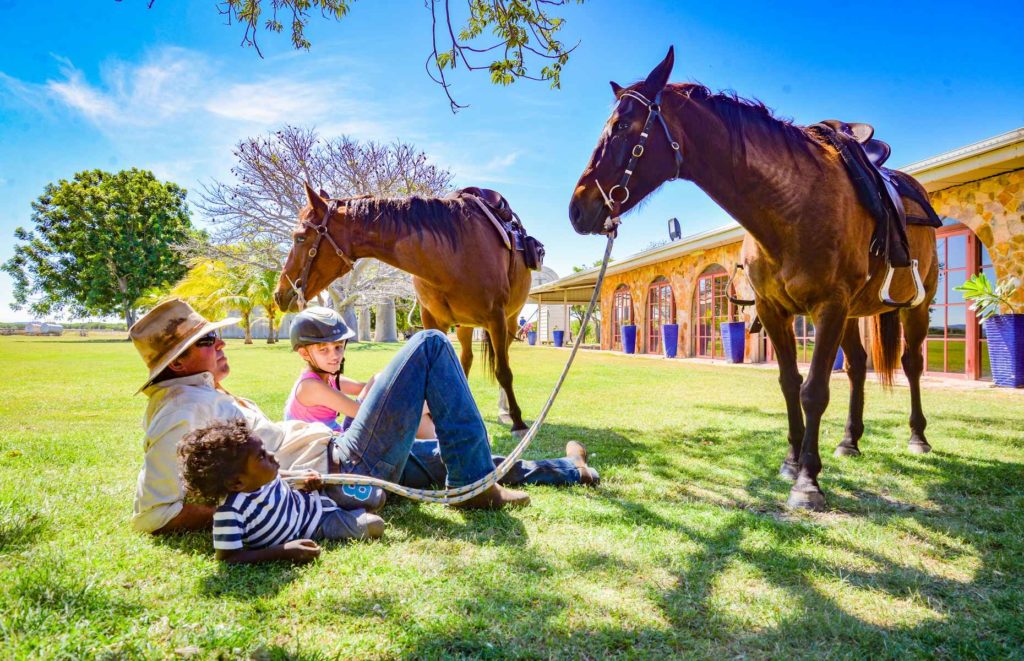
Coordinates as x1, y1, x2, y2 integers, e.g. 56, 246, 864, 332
212, 476, 338, 550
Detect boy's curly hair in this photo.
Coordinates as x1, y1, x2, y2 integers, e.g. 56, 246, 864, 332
177, 419, 255, 504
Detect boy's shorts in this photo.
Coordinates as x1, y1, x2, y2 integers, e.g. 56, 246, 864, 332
313, 508, 376, 541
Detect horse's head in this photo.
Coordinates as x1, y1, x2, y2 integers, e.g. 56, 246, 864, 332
569, 46, 680, 235
274, 183, 355, 312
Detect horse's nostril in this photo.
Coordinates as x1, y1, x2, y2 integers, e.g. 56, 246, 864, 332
570, 202, 581, 224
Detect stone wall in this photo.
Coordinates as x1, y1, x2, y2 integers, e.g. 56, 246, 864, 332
930, 168, 1024, 307
600, 241, 759, 359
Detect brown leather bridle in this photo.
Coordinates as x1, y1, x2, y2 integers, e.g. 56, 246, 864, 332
284, 199, 355, 309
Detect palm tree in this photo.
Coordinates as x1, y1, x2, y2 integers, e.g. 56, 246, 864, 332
208, 263, 259, 344
250, 268, 282, 344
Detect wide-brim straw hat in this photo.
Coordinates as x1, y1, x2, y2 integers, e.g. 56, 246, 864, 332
129, 298, 239, 393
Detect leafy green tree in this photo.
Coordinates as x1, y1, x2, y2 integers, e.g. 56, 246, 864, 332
2, 169, 194, 328
211, 0, 585, 112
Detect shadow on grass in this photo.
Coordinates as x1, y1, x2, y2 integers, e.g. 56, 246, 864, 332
394, 404, 1023, 657
0, 501, 47, 552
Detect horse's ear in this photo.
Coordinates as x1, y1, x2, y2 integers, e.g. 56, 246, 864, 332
304, 182, 327, 213
610, 81, 623, 97
643, 46, 675, 94
318, 188, 330, 199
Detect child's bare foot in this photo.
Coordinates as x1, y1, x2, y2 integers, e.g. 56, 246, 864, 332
566, 440, 600, 487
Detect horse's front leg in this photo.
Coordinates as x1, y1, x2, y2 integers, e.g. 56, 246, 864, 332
901, 303, 932, 454
834, 318, 868, 457
789, 303, 848, 511
756, 303, 803, 480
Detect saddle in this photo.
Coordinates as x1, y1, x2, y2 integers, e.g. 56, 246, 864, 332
454, 187, 546, 271
809, 120, 942, 270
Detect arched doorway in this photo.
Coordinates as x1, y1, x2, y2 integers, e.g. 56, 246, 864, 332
611, 285, 633, 351
646, 276, 675, 354
694, 265, 734, 359
926, 221, 994, 379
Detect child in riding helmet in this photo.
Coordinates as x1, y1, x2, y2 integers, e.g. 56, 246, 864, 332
284, 306, 434, 438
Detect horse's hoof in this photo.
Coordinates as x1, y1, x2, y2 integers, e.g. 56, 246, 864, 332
833, 443, 861, 458
779, 460, 801, 481
510, 428, 528, 440
787, 485, 827, 511
908, 440, 932, 455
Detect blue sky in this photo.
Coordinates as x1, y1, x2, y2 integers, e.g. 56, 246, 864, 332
1, 0, 1022, 321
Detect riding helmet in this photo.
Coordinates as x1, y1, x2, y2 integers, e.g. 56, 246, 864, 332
289, 306, 355, 350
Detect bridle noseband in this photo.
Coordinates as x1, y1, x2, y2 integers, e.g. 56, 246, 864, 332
285, 199, 355, 308
596, 89, 684, 233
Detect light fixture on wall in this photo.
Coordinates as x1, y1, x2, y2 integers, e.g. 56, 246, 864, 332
668, 217, 681, 241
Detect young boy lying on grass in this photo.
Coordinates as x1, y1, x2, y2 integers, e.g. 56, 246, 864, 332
178, 419, 384, 563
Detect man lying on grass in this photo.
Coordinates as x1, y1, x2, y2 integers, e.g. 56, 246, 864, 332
179, 419, 384, 563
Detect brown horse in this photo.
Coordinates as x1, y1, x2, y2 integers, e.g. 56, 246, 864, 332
569, 47, 939, 510
274, 184, 533, 433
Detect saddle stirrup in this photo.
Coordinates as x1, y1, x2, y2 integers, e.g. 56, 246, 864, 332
878, 259, 926, 308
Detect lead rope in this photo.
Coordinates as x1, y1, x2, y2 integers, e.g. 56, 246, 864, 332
286, 232, 617, 504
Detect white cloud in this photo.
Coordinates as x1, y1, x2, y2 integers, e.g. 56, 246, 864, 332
45, 49, 209, 127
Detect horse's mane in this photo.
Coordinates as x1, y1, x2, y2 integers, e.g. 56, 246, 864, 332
647, 82, 820, 170
343, 195, 462, 248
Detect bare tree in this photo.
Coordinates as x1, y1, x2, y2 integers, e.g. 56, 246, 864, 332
196, 126, 452, 324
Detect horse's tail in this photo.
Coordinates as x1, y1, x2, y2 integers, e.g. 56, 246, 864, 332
480, 331, 497, 383
870, 311, 902, 389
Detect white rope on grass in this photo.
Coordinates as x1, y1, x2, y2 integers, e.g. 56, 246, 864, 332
284, 233, 617, 504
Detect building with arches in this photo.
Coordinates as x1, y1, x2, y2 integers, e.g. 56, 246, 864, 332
530, 128, 1024, 382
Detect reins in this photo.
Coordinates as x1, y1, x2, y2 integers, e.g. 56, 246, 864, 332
285, 232, 618, 504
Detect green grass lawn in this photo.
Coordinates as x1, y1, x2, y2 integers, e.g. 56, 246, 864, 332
2, 335, 1023, 659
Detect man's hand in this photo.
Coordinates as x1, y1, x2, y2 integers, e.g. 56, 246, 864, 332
283, 539, 321, 562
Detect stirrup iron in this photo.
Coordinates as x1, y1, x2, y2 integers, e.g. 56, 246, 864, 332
878, 259, 925, 308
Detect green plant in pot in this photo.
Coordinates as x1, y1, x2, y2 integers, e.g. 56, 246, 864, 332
955, 273, 1023, 387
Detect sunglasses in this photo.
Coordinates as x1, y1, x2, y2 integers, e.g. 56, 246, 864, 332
193, 332, 219, 348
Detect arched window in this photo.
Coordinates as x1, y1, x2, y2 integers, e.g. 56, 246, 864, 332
694, 265, 733, 358
646, 276, 675, 354
926, 223, 994, 379
611, 285, 633, 350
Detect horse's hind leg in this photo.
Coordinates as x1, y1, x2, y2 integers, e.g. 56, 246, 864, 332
756, 303, 804, 481
489, 319, 527, 435
901, 303, 932, 454
835, 318, 868, 457
455, 325, 475, 377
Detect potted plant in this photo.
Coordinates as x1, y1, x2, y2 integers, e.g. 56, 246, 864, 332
956, 274, 1023, 387
661, 317, 679, 358
524, 322, 537, 346
552, 325, 565, 348
719, 307, 746, 364
621, 323, 637, 354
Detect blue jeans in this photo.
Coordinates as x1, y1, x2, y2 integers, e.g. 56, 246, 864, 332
337, 330, 497, 488
399, 439, 580, 489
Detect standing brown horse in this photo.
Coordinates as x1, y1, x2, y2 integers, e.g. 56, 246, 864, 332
274, 184, 533, 433
569, 47, 939, 510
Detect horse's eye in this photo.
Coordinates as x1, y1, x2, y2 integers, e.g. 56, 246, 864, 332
295, 235, 305, 244
615, 121, 631, 132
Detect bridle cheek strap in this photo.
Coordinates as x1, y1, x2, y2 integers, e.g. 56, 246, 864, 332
290, 200, 355, 307
597, 89, 684, 232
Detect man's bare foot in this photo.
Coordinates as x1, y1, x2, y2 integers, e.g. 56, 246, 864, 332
566, 440, 600, 487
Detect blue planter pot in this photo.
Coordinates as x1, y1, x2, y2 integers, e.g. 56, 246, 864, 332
833, 347, 845, 371
985, 314, 1024, 387
621, 324, 637, 354
719, 321, 746, 363
526, 331, 537, 346
662, 323, 679, 358
552, 330, 565, 347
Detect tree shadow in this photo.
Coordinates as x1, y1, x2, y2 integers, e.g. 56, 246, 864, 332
0, 501, 47, 553
383, 499, 530, 548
